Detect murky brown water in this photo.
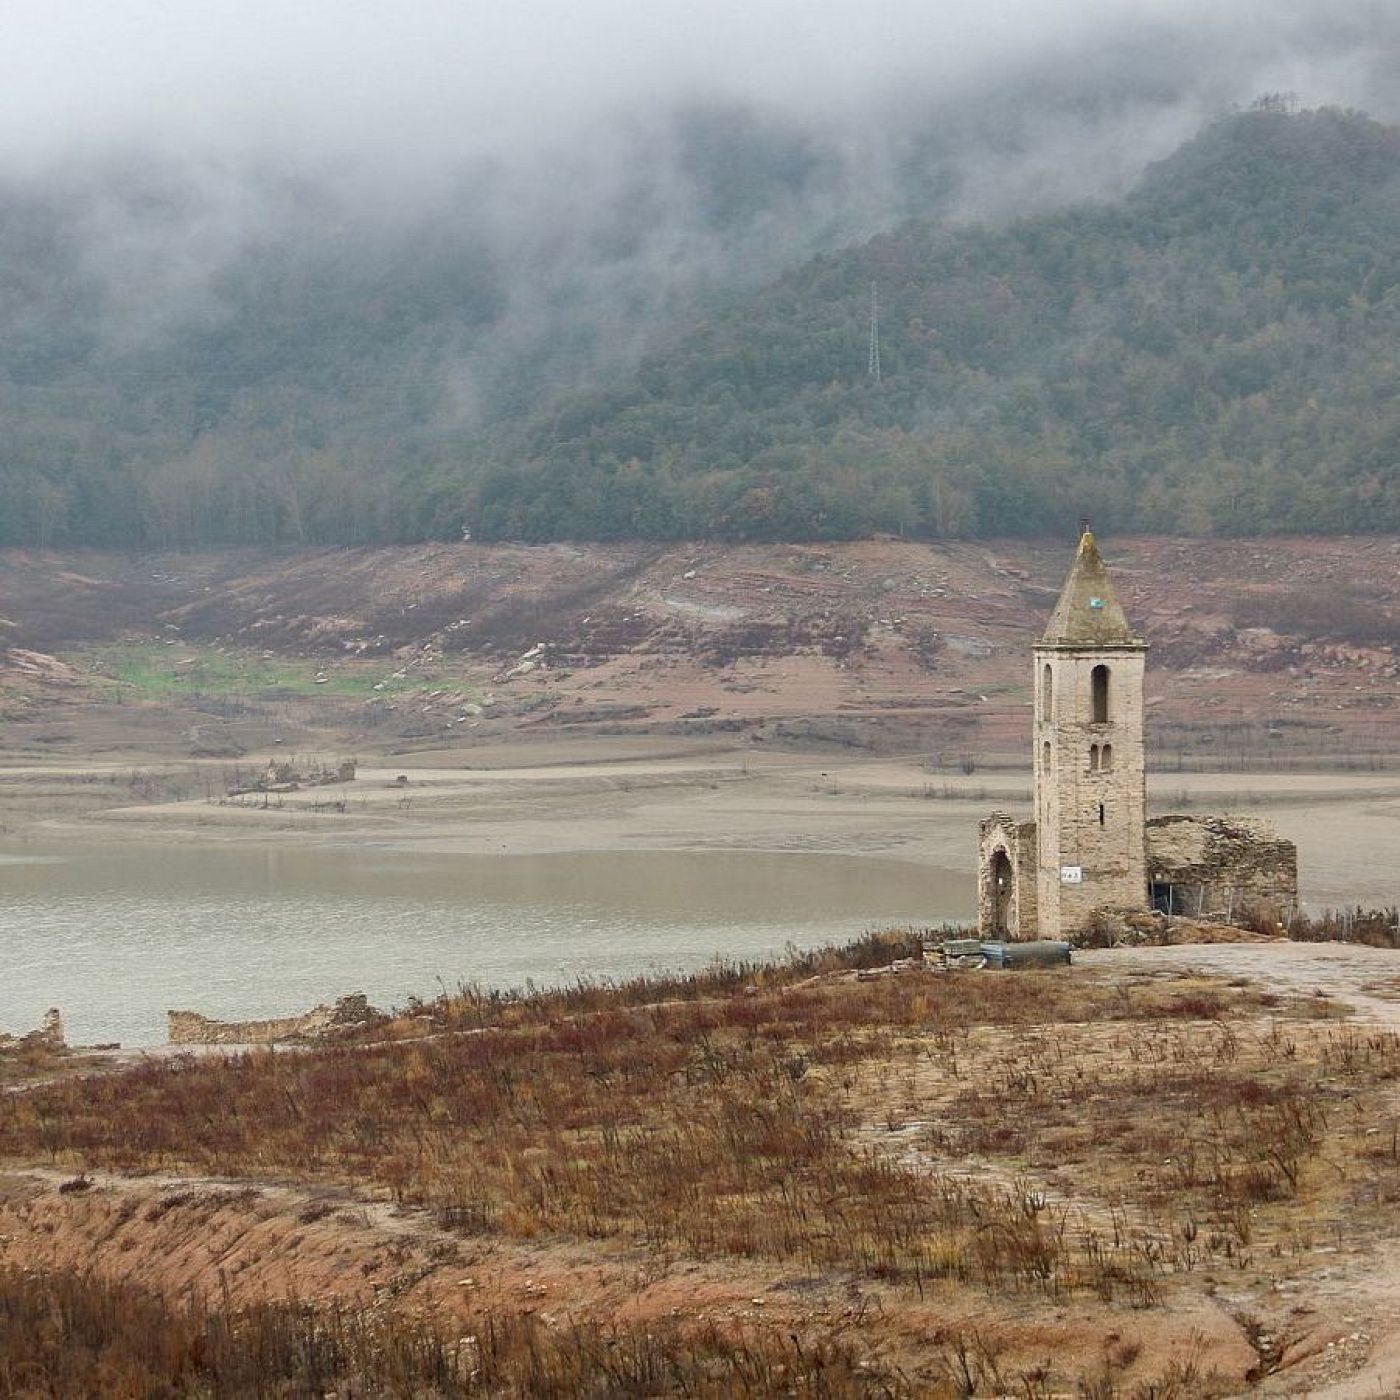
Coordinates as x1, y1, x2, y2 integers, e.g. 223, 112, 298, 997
0, 844, 971, 1047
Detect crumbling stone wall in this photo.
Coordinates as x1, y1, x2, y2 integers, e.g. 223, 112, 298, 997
977, 813, 1039, 940
227, 758, 356, 797
168, 993, 380, 1045
1147, 815, 1298, 925
0, 1008, 65, 1051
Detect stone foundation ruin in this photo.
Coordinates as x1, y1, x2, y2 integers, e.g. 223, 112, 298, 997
168, 993, 382, 1045
226, 757, 357, 797
0, 1008, 65, 1052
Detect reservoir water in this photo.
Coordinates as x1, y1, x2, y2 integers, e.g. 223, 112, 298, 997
0, 843, 972, 1047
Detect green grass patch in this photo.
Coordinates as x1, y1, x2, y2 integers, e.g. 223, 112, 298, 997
73, 643, 466, 702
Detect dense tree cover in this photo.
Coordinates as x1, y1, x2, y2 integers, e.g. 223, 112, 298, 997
1, 106, 1398, 546
477, 107, 1400, 541
0, 167, 504, 548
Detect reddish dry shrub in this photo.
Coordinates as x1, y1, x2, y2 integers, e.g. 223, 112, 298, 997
0, 1267, 907, 1398
2, 934, 1322, 1305
0, 961, 1214, 1299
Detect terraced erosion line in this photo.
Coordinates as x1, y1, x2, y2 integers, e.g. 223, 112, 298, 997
0, 1162, 1292, 1394
0, 1164, 629, 1317
0, 1161, 976, 1359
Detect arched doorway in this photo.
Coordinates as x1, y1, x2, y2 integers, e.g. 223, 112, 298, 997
990, 848, 1013, 937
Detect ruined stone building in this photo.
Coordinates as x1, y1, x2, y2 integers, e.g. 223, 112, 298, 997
978, 531, 1298, 939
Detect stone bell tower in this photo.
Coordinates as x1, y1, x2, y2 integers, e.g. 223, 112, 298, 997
1033, 529, 1148, 935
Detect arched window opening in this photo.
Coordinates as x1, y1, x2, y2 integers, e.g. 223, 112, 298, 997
1089, 744, 1100, 772
989, 848, 1013, 938
1101, 743, 1113, 771
1091, 664, 1110, 724
1041, 663, 1052, 722
1098, 803, 1106, 827
1042, 741, 1051, 772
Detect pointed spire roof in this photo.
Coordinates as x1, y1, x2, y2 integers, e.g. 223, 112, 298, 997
1040, 530, 1141, 646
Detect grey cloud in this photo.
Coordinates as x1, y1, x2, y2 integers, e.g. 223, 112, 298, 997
1, 0, 1396, 422
0, 0, 1394, 169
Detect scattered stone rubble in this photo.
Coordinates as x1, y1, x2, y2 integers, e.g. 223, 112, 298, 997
167, 993, 384, 1045
226, 758, 356, 796
1073, 907, 1279, 948
853, 952, 928, 981
0, 1008, 66, 1052
498, 642, 549, 682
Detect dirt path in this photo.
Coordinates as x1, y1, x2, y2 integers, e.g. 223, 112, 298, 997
1078, 941, 1400, 1028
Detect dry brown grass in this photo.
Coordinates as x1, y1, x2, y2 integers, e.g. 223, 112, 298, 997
5, 938, 1400, 1395
0, 1039, 95, 1090
0, 1265, 914, 1398
850, 1000, 1400, 1280
0, 943, 1343, 1312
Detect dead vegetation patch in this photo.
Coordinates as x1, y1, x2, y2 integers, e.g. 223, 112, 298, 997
0, 946, 1338, 1308
2, 938, 1397, 1394
0, 1264, 931, 1398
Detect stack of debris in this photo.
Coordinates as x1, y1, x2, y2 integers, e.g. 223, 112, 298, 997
227, 758, 356, 796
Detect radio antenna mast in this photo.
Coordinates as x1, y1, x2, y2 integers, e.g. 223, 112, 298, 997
867, 280, 882, 383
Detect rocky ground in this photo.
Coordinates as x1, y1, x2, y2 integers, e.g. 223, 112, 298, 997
1, 536, 1396, 765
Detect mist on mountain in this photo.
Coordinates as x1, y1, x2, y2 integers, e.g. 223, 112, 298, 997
1, 2, 1397, 544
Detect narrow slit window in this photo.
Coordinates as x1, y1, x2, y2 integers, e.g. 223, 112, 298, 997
1091, 664, 1110, 724
1042, 741, 1051, 771
1041, 663, 1052, 722
1098, 802, 1106, 826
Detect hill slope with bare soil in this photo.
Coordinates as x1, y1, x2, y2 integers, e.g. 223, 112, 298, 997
2, 536, 1396, 764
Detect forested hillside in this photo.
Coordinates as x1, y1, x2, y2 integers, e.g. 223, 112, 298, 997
2, 106, 1398, 546
479, 107, 1400, 540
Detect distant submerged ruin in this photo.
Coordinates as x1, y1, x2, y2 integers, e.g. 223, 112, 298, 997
168, 993, 382, 1046
978, 530, 1298, 939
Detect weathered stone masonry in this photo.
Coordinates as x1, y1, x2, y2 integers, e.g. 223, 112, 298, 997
978, 813, 1038, 939
1146, 814, 1298, 925
976, 530, 1298, 939
168, 993, 380, 1045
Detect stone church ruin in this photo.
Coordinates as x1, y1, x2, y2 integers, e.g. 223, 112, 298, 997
978, 530, 1298, 939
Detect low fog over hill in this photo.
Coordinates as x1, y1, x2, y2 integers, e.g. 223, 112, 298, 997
0, 2, 1397, 545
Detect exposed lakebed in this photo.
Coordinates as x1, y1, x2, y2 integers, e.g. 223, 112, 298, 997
0, 842, 971, 1047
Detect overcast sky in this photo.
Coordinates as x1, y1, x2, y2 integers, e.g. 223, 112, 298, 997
1, 0, 1395, 173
